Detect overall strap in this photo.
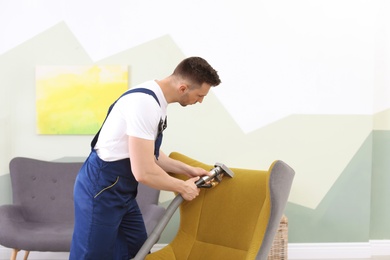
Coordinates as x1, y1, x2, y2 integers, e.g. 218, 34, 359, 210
91, 88, 160, 149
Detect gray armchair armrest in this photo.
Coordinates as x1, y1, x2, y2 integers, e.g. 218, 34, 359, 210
140, 204, 166, 236
0, 205, 25, 222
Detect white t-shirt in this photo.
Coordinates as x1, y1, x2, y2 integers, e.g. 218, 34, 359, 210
95, 80, 168, 161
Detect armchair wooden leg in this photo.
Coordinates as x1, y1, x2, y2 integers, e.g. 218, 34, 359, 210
24, 250, 30, 260
10, 249, 30, 260
11, 249, 19, 260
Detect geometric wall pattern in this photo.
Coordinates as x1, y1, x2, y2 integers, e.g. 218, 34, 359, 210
286, 134, 373, 243
161, 130, 390, 243
1, 21, 389, 245
286, 130, 390, 242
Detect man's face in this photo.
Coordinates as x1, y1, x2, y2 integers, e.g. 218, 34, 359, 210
179, 83, 211, 107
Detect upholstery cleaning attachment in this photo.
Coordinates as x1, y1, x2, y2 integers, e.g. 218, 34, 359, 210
132, 163, 234, 260
195, 163, 234, 188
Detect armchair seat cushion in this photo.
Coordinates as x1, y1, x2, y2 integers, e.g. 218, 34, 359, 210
0, 215, 73, 251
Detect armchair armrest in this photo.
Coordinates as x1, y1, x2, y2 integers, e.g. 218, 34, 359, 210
140, 204, 166, 236
0, 205, 26, 222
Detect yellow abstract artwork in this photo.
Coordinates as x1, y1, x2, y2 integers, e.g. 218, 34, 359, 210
36, 65, 128, 135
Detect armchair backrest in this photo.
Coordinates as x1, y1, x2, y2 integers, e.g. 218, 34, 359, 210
168, 153, 271, 259
9, 157, 82, 223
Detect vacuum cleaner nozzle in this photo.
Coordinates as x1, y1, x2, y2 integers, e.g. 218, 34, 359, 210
195, 163, 234, 188
214, 162, 235, 178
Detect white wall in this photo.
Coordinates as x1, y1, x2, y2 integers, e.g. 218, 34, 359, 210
1, 1, 388, 133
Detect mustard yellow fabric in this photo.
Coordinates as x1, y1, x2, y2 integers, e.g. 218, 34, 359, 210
146, 152, 273, 260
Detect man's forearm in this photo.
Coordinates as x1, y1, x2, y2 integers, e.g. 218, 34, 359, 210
155, 150, 192, 176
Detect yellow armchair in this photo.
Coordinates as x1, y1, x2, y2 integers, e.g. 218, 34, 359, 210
146, 152, 295, 260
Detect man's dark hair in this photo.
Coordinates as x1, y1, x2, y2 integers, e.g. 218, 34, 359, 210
173, 57, 221, 87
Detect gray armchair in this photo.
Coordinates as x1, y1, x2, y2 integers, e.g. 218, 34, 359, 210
0, 157, 166, 260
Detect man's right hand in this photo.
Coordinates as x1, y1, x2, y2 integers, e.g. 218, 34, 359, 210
181, 176, 201, 201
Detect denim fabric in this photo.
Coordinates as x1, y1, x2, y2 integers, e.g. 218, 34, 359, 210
70, 151, 147, 260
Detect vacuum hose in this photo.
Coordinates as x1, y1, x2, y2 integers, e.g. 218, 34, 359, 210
132, 194, 184, 260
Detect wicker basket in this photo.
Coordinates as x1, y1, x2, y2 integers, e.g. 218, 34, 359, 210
267, 215, 288, 260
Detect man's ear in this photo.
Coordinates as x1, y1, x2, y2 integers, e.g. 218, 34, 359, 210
178, 84, 188, 94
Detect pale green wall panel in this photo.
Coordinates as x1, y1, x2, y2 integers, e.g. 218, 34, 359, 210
370, 130, 390, 239
157, 200, 180, 244
0, 174, 12, 205
285, 134, 373, 242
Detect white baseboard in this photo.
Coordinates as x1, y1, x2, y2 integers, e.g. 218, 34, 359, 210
288, 241, 390, 259
288, 242, 371, 259
1, 241, 389, 259
371, 240, 390, 256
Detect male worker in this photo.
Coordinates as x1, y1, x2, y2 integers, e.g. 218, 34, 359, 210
70, 57, 221, 259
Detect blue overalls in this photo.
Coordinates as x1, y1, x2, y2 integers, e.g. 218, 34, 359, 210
70, 88, 165, 260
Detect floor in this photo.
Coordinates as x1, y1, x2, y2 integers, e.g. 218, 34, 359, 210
2, 249, 389, 260
1, 254, 389, 260
293, 257, 390, 260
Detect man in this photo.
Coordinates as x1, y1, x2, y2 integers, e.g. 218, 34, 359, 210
70, 57, 221, 259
